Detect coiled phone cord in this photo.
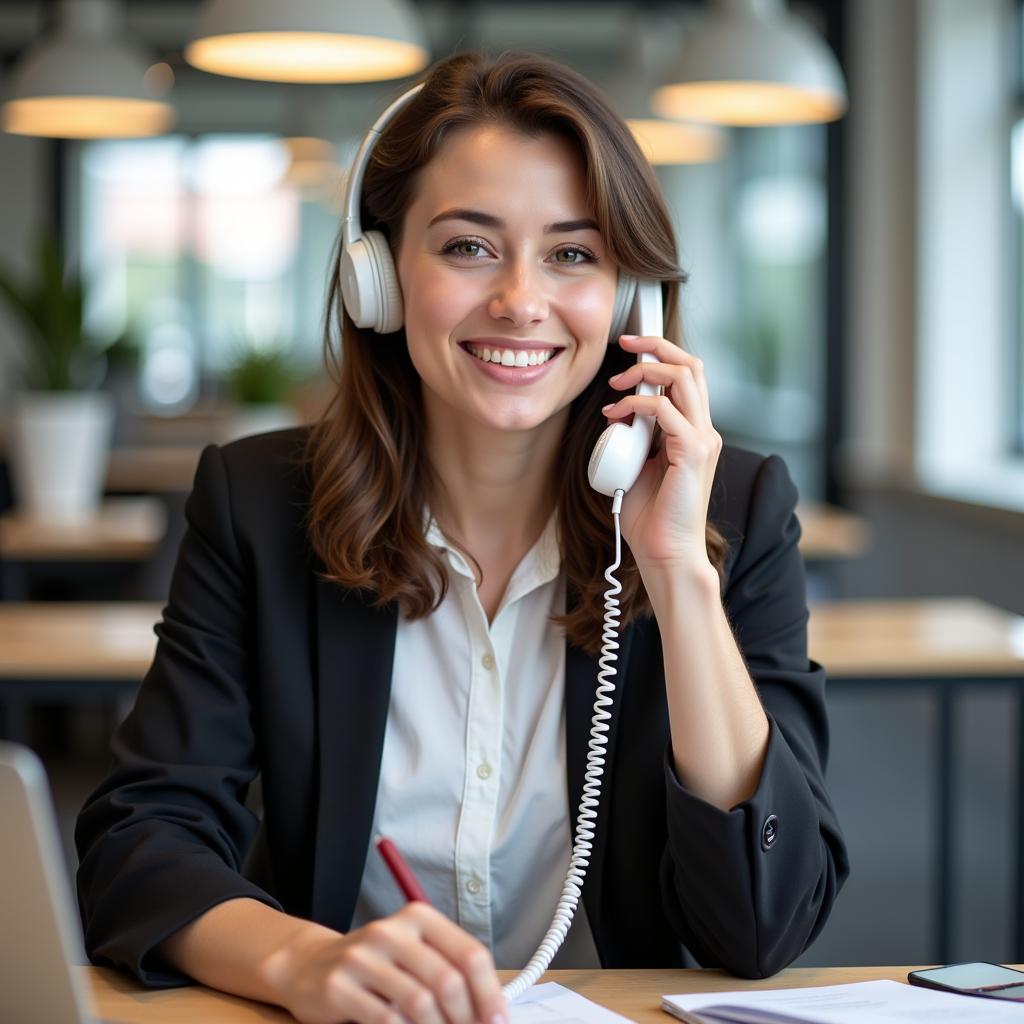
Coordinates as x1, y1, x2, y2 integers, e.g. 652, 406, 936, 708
501, 488, 626, 1001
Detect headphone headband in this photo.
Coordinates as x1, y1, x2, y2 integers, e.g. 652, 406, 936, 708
342, 83, 424, 251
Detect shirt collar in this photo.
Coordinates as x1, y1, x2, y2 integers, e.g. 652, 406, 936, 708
423, 504, 561, 588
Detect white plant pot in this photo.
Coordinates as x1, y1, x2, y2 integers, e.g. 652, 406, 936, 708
8, 391, 115, 523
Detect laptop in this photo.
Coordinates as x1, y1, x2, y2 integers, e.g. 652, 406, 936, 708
0, 742, 98, 1024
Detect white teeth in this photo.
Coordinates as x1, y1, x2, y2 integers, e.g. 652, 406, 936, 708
465, 344, 556, 367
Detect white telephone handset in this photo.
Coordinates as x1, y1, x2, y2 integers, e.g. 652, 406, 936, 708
587, 280, 663, 497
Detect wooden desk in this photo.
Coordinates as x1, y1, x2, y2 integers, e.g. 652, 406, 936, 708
0, 602, 160, 742
10, 598, 1022, 964
809, 598, 1024, 676
0, 603, 161, 680
0, 498, 166, 561
83, 966, 930, 1024
809, 597, 1024, 964
797, 502, 872, 561
102, 452, 869, 565
106, 447, 202, 494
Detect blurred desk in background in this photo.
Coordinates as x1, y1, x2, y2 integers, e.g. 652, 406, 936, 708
797, 501, 871, 562
809, 597, 1024, 964
0, 498, 166, 562
106, 447, 203, 494
104, 448, 870, 564
0, 602, 160, 743
11, 590, 1020, 967
0, 498, 167, 600
809, 598, 1024, 675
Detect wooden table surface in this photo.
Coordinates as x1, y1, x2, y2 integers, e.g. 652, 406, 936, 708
807, 597, 1024, 677
0, 497, 166, 561
106, 447, 203, 495
797, 501, 872, 561
0, 602, 161, 679
103, 447, 869, 562
83, 965, 933, 1024
2, 597, 1023, 683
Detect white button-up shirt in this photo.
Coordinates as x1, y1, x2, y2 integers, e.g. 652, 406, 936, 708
349, 506, 600, 969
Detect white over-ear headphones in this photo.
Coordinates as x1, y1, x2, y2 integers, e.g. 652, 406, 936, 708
339, 82, 639, 341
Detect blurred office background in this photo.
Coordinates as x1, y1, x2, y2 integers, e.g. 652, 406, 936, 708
1, 0, 1024, 971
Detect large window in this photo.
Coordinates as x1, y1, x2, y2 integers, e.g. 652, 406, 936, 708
913, 0, 1024, 509
659, 121, 829, 500
1014, 0, 1024, 455
72, 135, 340, 410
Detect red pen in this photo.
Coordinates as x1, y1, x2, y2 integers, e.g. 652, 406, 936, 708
376, 834, 431, 904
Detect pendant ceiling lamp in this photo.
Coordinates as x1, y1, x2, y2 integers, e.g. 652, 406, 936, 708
613, 16, 728, 167
184, 0, 429, 84
652, 0, 847, 127
2, 0, 174, 139
627, 118, 727, 166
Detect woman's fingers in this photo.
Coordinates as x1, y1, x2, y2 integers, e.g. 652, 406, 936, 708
337, 943, 446, 1024
279, 906, 507, 1024
321, 973, 402, 1024
386, 929, 477, 1024
402, 904, 507, 1024
609, 355, 712, 428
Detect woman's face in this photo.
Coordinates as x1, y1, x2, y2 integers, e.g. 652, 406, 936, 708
395, 124, 619, 434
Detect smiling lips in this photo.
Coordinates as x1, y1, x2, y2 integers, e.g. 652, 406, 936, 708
464, 342, 559, 367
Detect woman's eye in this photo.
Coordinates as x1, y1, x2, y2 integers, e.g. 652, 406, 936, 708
552, 246, 595, 265
442, 239, 487, 259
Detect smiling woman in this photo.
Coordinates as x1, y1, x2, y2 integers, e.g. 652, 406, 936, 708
75, 49, 847, 1024
307, 52, 724, 649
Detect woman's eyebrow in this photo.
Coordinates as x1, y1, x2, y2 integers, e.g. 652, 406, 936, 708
426, 207, 599, 233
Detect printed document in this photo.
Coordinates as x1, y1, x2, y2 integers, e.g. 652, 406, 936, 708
511, 982, 634, 1023
662, 979, 1024, 1023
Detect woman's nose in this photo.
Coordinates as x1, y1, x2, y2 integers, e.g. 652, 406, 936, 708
487, 263, 548, 327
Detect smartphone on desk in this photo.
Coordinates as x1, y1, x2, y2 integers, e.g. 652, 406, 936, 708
908, 962, 1024, 1001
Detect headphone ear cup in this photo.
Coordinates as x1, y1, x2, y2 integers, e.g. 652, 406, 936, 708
364, 229, 403, 334
609, 275, 638, 343
339, 230, 403, 333
339, 236, 378, 329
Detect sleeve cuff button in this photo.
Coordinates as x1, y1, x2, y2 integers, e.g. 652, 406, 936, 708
761, 814, 778, 851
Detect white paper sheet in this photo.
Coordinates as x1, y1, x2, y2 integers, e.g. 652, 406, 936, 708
511, 982, 635, 1023
662, 979, 1024, 1023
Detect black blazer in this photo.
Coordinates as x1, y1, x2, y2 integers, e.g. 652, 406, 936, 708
75, 428, 848, 986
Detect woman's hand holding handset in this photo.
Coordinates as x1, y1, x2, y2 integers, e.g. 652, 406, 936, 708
160, 898, 508, 1024
602, 331, 722, 575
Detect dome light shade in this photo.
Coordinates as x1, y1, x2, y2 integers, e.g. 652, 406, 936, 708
2, 0, 174, 139
184, 0, 429, 83
627, 118, 727, 165
652, 0, 847, 127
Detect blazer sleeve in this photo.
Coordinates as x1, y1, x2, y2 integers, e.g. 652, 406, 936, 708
75, 444, 283, 988
658, 453, 849, 978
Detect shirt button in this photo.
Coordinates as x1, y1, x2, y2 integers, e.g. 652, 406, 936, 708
481, 652, 495, 670
466, 878, 482, 895
761, 814, 779, 851
476, 762, 492, 780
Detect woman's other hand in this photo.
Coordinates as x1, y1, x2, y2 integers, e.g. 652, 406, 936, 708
265, 902, 508, 1024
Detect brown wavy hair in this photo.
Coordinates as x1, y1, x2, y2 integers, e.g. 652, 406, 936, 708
306, 51, 728, 656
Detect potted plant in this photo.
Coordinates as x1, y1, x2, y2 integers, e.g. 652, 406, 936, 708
0, 232, 115, 522
222, 342, 301, 442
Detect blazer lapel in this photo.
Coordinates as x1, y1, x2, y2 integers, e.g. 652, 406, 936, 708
564, 606, 635, 963
311, 578, 398, 932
